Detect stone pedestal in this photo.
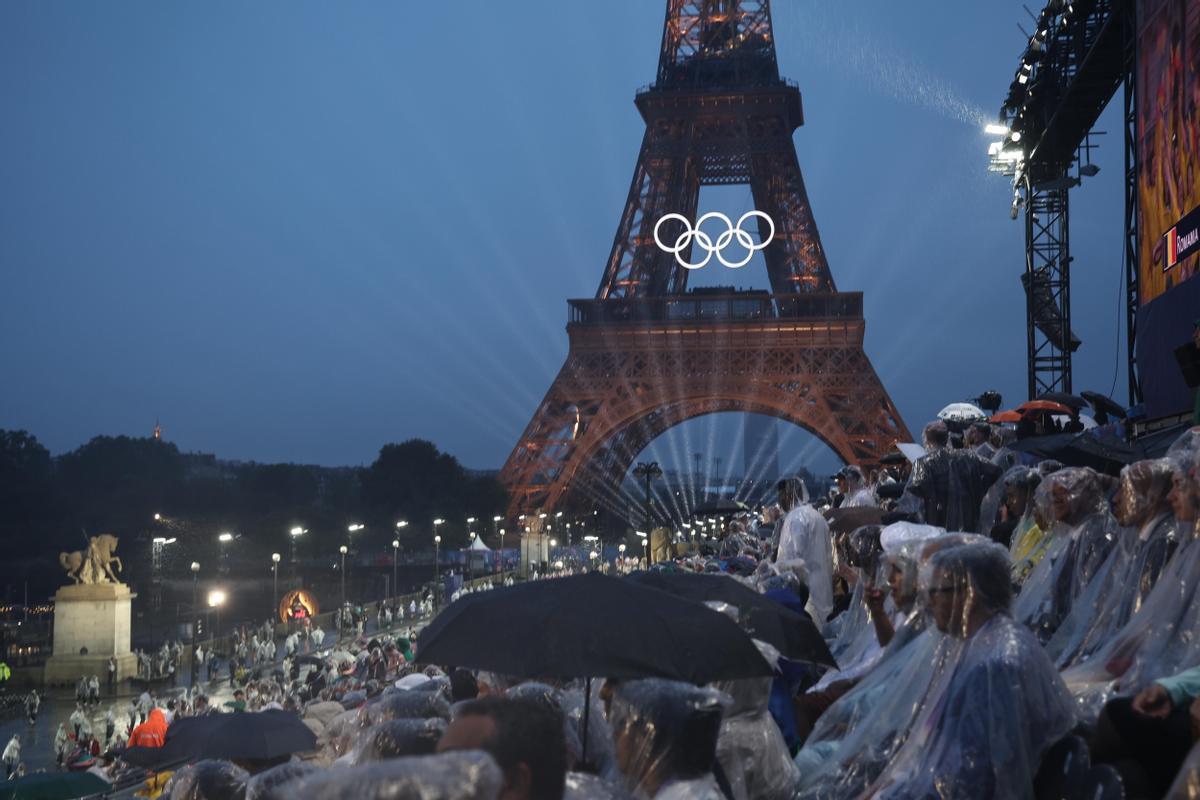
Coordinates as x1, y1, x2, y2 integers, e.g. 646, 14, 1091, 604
43, 583, 138, 686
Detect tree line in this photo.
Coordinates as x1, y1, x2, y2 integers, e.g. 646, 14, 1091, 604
0, 430, 509, 601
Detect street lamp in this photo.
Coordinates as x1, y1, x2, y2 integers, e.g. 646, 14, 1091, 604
271, 553, 281, 622
289, 526, 305, 573
190, 561, 199, 684
468, 532, 477, 580
633, 461, 663, 532
347, 524, 364, 533
207, 589, 226, 641
391, 539, 400, 601
218, 532, 233, 575
433, 534, 442, 606
339, 543, 348, 605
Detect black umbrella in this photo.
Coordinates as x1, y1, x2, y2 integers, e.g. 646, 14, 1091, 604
294, 655, 325, 668
1036, 391, 1088, 410
122, 709, 316, 768
1080, 390, 1128, 420
625, 571, 835, 668
1009, 432, 1142, 475
416, 572, 772, 683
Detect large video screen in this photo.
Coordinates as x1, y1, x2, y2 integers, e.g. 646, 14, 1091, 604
1138, 0, 1200, 305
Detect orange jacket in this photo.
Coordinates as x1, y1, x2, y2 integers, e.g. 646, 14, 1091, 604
129, 708, 168, 749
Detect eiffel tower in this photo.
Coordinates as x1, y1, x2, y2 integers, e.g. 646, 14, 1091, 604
500, 0, 910, 518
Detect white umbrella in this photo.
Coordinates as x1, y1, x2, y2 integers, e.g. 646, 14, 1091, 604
937, 402, 986, 423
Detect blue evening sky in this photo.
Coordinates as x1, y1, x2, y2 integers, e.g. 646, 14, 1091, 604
0, 2, 1127, 474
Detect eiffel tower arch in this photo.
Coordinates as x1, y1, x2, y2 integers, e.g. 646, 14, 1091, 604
500, 0, 910, 517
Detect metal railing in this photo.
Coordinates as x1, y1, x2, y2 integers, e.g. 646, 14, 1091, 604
568, 292, 862, 326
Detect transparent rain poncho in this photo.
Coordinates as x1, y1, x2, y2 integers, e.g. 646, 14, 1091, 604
712, 642, 800, 800
840, 466, 876, 509
978, 465, 1040, 546
503, 682, 590, 769
775, 503, 835, 622
794, 533, 959, 799
563, 771, 634, 800
813, 524, 940, 692
343, 717, 447, 765
1166, 744, 1200, 800
907, 423, 1005, 531
1011, 467, 1117, 643
1045, 459, 1180, 669
165, 760, 249, 800
560, 682, 617, 777
608, 679, 729, 800
823, 526, 885, 666
863, 543, 1077, 799
260, 751, 503, 800
359, 690, 451, 728
244, 762, 319, 800
1059, 521, 1200, 719
1009, 473, 1053, 585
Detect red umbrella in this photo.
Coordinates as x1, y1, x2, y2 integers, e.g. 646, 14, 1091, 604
1016, 399, 1072, 415
990, 410, 1022, 423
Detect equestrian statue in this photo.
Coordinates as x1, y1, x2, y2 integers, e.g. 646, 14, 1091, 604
60, 534, 123, 585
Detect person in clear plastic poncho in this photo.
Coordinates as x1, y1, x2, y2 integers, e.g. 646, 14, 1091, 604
608, 679, 728, 800
839, 465, 876, 509
1045, 458, 1180, 669
773, 478, 834, 623
1061, 428, 1200, 720
906, 421, 1004, 532
1004, 468, 1047, 584
1011, 466, 1116, 643
978, 465, 1039, 549
864, 542, 1077, 800
822, 525, 885, 666
809, 523, 940, 699
712, 642, 801, 800
793, 533, 973, 799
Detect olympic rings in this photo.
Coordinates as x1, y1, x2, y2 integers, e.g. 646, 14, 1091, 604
652, 211, 775, 270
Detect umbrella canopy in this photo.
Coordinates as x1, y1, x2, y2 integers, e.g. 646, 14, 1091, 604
415, 572, 772, 684
824, 506, 887, 534
1008, 432, 1142, 475
937, 403, 986, 423
990, 410, 1023, 423
122, 709, 317, 768
1036, 391, 1088, 410
1080, 390, 1128, 420
624, 571, 835, 668
0, 772, 110, 800
1017, 399, 1073, 415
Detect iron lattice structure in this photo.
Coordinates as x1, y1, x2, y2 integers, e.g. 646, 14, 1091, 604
992, 0, 1132, 400
500, 0, 910, 518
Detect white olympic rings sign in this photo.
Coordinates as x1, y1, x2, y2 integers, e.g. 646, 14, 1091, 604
653, 210, 775, 270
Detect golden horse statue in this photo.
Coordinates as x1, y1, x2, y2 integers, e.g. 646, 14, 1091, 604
60, 534, 123, 584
